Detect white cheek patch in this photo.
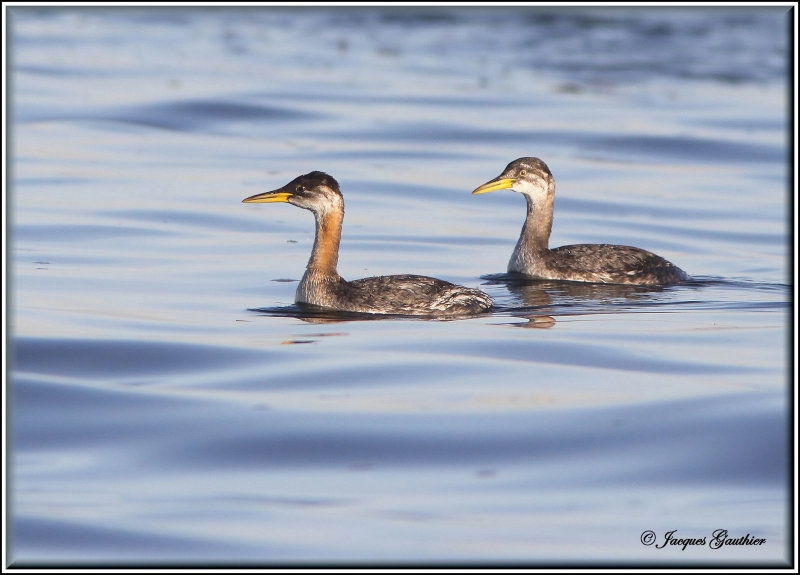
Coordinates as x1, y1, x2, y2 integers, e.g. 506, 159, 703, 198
511, 178, 548, 202
294, 186, 343, 215
315, 188, 343, 216
317, 196, 334, 213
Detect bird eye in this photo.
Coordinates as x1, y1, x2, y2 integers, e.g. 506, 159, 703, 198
297, 185, 305, 193
519, 170, 527, 176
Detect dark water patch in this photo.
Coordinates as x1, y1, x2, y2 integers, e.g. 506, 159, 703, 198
317, 241, 440, 255
331, 125, 784, 164
14, 177, 95, 187
218, 494, 348, 508
119, 8, 194, 26
446, 338, 754, 375
329, 7, 787, 85
14, 64, 107, 77
14, 377, 180, 413
584, 135, 785, 164
13, 338, 271, 379
347, 179, 497, 205
592, 393, 787, 486
12, 377, 199, 449
252, 90, 527, 108
515, 8, 788, 85
98, 209, 298, 234
347, 180, 457, 200
9, 31, 81, 49
10, 516, 270, 564
15, 255, 121, 265
109, 101, 318, 132
164, 393, 784, 486
377, 9, 459, 25
309, 149, 481, 161
220, 359, 481, 392
694, 117, 787, 131
329, 125, 568, 145
348, 234, 510, 247
607, 219, 786, 246
14, 224, 174, 243
16, 99, 318, 133
555, 197, 774, 223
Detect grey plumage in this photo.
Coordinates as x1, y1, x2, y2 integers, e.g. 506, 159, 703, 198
298, 271, 493, 315
473, 158, 690, 286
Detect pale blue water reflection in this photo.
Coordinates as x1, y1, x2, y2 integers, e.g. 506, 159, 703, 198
8, 6, 790, 565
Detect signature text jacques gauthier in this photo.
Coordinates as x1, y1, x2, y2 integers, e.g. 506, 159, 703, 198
640, 529, 766, 550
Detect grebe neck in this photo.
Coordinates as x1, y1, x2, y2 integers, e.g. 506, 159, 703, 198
517, 192, 554, 255
307, 208, 343, 275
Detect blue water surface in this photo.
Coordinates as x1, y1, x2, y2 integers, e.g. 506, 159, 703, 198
7, 6, 792, 566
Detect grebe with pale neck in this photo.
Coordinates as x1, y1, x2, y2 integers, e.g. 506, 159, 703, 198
472, 158, 690, 286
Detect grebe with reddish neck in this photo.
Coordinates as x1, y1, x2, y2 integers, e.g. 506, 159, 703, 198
244, 171, 493, 315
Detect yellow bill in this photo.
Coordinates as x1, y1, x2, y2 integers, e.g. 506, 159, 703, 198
471, 178, 515, 195
242, 190, 293, 203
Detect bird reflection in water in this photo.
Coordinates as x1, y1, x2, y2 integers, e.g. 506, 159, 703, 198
484, 273, 673, 328
251, 302, 478, 324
